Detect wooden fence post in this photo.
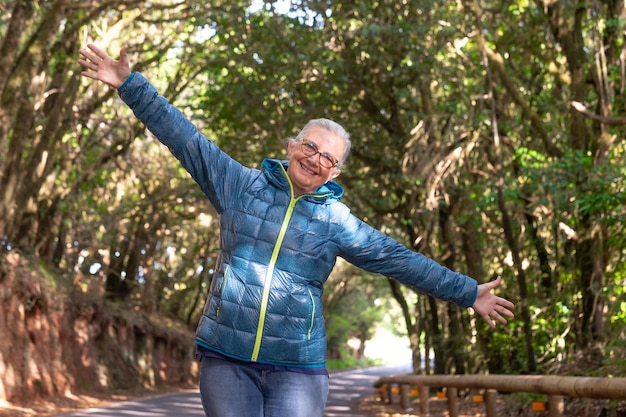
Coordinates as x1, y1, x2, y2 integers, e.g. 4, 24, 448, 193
378, 385, 385, 404
548, 395, 563, 417
485, 389, 497, 417
400, 384, 409, 410
380, 384, 390, 404
419, 385, 429, 414
447, 387, 458, 417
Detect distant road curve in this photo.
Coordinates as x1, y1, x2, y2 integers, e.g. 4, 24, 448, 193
57, 362, 411, 417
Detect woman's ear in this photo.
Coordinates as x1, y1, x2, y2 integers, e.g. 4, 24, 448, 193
287, 139, 295, 155
330, 167, 342, 180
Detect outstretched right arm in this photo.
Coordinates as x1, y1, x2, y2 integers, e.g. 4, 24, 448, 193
77, 44, 250, 213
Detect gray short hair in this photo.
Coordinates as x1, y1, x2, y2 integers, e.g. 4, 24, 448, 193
293, 118, 351, 166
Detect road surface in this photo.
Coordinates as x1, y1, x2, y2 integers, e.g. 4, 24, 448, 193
324, 362, 411, 416
57, 362, 411, 417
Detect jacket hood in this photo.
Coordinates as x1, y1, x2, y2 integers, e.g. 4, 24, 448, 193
262, 158, 344, 201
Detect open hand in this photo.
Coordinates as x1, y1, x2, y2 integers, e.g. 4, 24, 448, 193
78, 44, 131, 89
472, 276, 515, 329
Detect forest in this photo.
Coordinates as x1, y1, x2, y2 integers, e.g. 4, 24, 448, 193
0, 0, 625, 409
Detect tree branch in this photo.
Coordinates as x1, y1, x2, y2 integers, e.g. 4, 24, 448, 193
570, 101, 626, 126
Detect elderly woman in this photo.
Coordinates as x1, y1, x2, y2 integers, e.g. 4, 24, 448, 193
78, 44, 514, 417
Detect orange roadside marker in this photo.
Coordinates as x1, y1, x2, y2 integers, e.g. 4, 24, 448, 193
532, 402, 546, 411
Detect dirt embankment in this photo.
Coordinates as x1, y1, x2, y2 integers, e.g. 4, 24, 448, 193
0, 253, 198, 416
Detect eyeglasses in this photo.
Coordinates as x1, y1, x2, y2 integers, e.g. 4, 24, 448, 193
300, 139, 339, 169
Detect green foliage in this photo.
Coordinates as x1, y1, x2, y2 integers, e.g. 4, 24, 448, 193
323, 264, 396, 361
326, 357, 383, 371
2, 0, 626, 381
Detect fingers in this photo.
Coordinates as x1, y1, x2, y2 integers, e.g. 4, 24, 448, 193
87, 43, 127, 64
78, 48, 103, 78
79, 71, 99, 81
79, 44, 128, 69
482, 308, 509, 329
473, 276, 515, 328
79, 46, 102, 63
78, 43, 131, 88
86, 43, 108, 60
482, 314, 496, 329
497, 297, 515, 314
485, 276, 502, 290
78, 52, 98, 67
77, 57, 97, 71
492, 300, 514, 320
79, 43, 118, 67
476, 298, 515, 329
119, 45, 128, 60
77, 54, 100, 80
492, 309, 507, 324
476, 277, 502, 298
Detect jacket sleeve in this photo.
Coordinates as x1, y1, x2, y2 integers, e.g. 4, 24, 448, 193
117, 72, 249, 213
337, 210, 478, 308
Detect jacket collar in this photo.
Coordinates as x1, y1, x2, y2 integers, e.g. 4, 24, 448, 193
262, 158, 344, 201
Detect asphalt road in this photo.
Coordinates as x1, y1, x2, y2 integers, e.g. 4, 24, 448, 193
324, 362, 411, 416
57, 362, 411, 417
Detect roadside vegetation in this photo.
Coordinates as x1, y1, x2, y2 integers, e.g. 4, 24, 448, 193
1, 0, 625, 413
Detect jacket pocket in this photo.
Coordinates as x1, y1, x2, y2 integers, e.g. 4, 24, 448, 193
215, 265, 230, 317
307, 289, 316, 340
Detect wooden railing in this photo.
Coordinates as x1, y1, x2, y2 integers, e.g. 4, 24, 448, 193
373, 374, 626, 417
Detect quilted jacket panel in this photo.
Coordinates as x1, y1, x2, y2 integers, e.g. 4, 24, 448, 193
119, 73, 478, 368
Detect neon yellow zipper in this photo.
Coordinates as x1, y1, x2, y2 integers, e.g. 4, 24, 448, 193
250, 164, 331, 361
250, 196, 297, 361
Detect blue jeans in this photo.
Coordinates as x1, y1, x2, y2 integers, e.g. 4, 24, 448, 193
199, 356, 329, 417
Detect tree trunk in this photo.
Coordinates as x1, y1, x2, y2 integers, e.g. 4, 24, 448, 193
438, 194, 467, 375
495, 185, 537, 372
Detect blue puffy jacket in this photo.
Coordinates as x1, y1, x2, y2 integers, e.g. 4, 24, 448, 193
118, 73, 478, 369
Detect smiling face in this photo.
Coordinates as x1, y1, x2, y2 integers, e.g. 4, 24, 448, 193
286, 125, 347, 196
